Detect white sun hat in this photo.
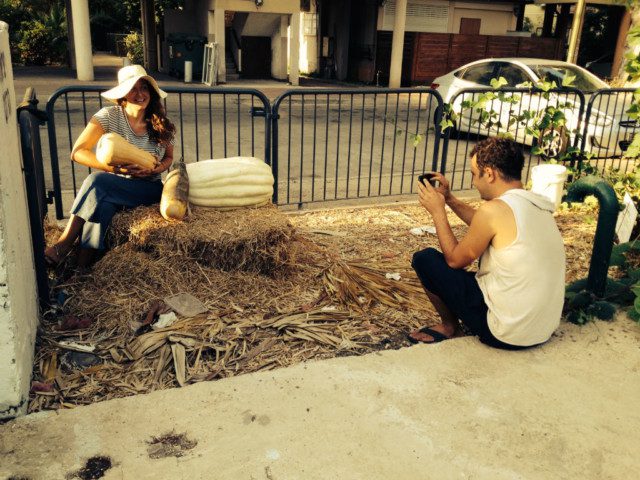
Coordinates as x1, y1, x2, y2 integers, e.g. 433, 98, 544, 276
101, 65, 167, 102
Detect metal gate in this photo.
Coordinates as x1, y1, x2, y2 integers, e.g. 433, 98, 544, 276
580, 88, 638, 173
38, 84, 638, 218
445, 87, 585, 190
271, 88, 446, 207
45, 86, 271, 219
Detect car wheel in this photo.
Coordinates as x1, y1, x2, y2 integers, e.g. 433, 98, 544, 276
538, 126, 569, 160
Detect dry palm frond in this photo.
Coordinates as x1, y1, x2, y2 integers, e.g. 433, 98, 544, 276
322, 260, 430, 311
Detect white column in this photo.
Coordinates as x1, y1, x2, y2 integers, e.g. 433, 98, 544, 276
280, 16, 288, 79
70, 0, 94, 81
207, 10, 216, 43
289, 12, 300, 86
0, 22, 39, 419
566, 0, 586, 64
389, 0, 407, 88
214, 8, 226, 83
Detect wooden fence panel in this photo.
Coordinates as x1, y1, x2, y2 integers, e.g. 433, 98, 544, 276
449, 34, 488, 70
516, 37, 560, 59
379, 32, 563, 85
486, 36, 520, 58
411, 33, 451, 83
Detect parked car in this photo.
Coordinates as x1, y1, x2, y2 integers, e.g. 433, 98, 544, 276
430, 58, 633, 158
585, 52, 614, 79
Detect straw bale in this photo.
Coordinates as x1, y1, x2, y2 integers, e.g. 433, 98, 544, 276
107, 204, 295, 276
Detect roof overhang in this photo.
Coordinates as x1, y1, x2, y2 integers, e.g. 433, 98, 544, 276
533, 0, 624, 5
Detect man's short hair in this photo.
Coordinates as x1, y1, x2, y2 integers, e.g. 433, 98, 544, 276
470, 137, 524, 181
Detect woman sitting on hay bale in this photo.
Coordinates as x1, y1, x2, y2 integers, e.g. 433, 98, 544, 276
45, 65, 176, 268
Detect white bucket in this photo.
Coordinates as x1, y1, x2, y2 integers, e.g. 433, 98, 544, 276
531, 164, 567, 210
184, 61, 193, 83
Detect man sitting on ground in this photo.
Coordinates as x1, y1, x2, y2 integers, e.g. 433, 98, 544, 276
409, 137, 565, 349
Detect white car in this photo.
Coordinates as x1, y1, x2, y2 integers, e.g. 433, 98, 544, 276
430, 58, 633, 159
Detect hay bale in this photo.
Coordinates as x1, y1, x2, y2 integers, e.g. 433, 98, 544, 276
107, 204, 295, 276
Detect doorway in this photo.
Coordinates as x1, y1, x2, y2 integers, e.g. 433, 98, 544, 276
241, 36, 272, 78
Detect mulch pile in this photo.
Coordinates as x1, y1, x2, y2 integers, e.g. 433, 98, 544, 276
32, 201, 596, 413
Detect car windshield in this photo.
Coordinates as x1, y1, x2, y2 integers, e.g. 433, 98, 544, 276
530, 65, 605, 93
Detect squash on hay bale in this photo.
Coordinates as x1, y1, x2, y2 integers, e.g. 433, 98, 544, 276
107, 203, 296, 276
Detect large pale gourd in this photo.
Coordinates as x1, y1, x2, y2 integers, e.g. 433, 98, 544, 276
186, 157, 274, 209
160, 160, 189, 221
96, 132, 157, 170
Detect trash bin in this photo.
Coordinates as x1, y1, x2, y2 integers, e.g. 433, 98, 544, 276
167, 33, 206, 79
531, 164, 568, 210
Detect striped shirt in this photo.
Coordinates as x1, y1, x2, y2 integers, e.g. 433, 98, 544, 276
94, 105, 171, 182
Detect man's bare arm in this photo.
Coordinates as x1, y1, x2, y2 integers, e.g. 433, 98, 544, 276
445, 193, 476, 226
427, 172, 476, 226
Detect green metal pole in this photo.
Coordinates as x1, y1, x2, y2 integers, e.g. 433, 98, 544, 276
565, 176, 620, 297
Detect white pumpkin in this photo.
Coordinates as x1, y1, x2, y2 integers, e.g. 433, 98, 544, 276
186, 157, 274, 209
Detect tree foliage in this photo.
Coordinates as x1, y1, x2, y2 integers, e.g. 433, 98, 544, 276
8, 0, 68, 65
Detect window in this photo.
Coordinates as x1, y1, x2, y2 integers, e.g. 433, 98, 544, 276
530, 64, 606, 93
303, 13, 317, 36
381, 0, 449, 33
496, 63, 530, 86
461, 63, 496, 86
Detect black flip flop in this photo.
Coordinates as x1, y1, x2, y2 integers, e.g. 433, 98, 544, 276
407, 326, 450, 344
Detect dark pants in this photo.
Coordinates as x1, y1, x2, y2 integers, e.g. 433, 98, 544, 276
412, 248, 528, 350
70, 172, 162, 250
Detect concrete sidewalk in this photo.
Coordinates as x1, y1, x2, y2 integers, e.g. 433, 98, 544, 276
1, 316, 639, 480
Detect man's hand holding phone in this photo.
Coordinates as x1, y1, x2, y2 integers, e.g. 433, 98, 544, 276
417, 172, 452, 215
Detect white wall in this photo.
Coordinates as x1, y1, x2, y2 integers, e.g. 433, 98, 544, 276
271, 16, 288, 80
378, 0, 516, 35
0, 21, 39, 419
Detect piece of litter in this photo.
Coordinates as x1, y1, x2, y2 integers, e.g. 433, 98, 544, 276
409, 225, 436, 236
57, 340, 96, 353
384, 211, 417, 224
308, 229, 347, 237
152, 312, 178, 330
385, 272, 402, 281
164, 293, 207, 317
320, 305, 338, 312
60, 351, 102, 370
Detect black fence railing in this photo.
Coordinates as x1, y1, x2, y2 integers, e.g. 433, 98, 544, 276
581, 88, 638, 172
45, 86, 271, 218
17, 88, 50, 308
272, 88, 445, 207
34, 85, 639, 219
445, 87, 586, 190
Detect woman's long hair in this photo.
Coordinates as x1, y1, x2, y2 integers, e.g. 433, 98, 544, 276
118, 80, 176, 147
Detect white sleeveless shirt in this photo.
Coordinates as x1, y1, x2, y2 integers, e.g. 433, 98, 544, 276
476, 189, 565, 346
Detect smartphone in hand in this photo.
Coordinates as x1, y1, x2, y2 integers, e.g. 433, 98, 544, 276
418, 172, 438, 187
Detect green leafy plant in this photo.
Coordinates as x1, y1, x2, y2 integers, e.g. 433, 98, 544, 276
16, 2, 67, 65
563, 224, 640, 325
124, 31, 144, 64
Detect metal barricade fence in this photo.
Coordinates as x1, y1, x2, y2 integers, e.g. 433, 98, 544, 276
271, 88, 445, 207
40, 85, 638, 218
445, 87, 585, 190
45, 86, 271, 219
580, 88, 638, 173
